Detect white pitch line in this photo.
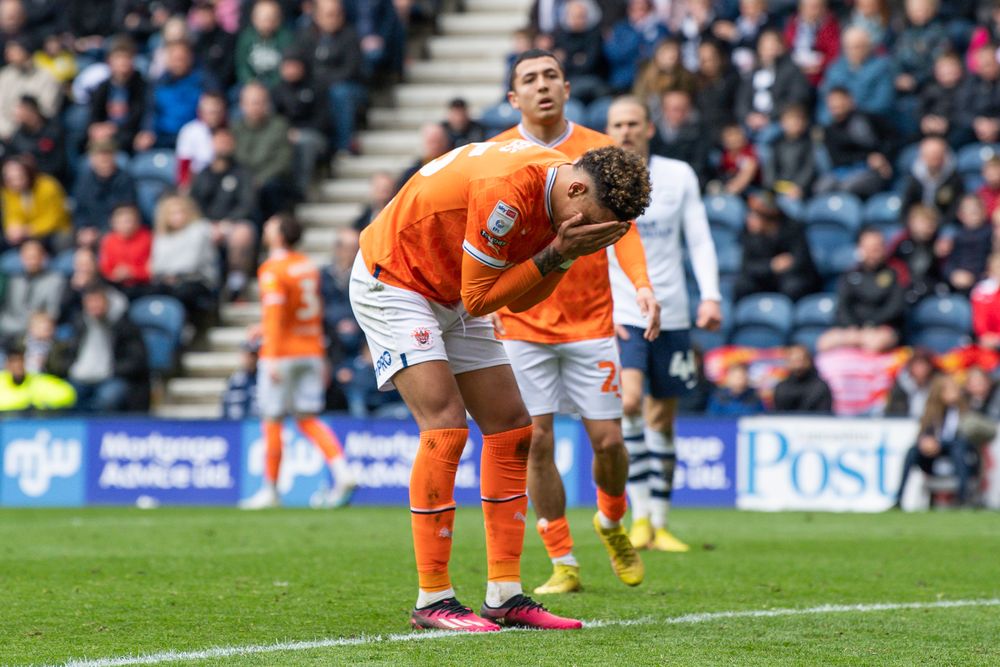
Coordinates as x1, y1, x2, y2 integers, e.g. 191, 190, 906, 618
48, 598, 1000, 667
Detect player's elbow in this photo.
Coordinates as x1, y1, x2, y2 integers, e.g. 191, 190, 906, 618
462, 293, 490, 318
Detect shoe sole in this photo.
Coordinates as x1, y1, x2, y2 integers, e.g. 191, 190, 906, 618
410, 617, 499, 632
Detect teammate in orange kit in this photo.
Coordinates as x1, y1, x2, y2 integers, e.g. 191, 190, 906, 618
350, 138, 650, 631
241, 214, 356, 510
491, 50, 660, 594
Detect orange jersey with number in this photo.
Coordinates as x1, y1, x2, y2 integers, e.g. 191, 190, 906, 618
490, 123, 651, 344
359, 139, 568, 304
258, 251, 325, 358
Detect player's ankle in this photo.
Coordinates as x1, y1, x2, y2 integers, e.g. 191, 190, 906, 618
484, 581, 522, 608
552, 553, 578, 567
597, 511, 620, 530
416, 587, 455, 609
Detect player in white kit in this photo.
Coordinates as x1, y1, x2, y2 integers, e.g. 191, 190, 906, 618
605, 96, 722, 552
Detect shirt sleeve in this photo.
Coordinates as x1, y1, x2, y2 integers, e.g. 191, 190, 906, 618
462, 177, 528, 271
258, 265, 287, 356
680, 165, 722, 302
611, 223, 652, 291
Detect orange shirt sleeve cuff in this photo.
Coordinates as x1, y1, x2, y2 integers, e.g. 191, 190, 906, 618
614, 224, 652, 291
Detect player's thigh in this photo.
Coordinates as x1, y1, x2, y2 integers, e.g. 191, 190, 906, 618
647, 329, 698, 401
257, 357, 295, 420
392, 360, 468, 431
289, 356, 326, 417
348, 252, 449, 391
455, 364, 531, 436
500, 339, 562, 418
560, 337, 624, 421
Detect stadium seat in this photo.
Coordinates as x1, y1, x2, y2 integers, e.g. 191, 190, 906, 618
0, 249, 22, 274
776, 194, 805, 222
910, 295, 973, 333
862, 192, 903, 228
50, 249, 76, 277
911, 328, 971, 354
704, 193, 746, 230
585, 96, 613, 131
716, 242, 741, 275
806, 223, 854, 262
804, 193, 863, 230
730, 292, 793, 348
791, 294, 837, 352
710, 224, 739, 254
956, 143, 1000, 177
129, 149, 177, 222
129, 295, 186, 374
564, 98, 586, 125
894, 142, 920, 179
689, 296, 732, 351
814, 243, 857, 278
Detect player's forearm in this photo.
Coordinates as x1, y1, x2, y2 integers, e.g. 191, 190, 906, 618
613, 224, 652, 291
506, 270, 565, 312
462, 251, 566, 317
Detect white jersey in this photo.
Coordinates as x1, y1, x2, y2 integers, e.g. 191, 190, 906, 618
608, 155, 720, 330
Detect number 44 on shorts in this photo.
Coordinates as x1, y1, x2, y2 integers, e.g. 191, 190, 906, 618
670, 351, 697, 389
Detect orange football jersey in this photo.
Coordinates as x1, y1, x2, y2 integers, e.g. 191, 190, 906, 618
491, 122, 651, 343
258, 251, 325, 358
359, 139, 569, 304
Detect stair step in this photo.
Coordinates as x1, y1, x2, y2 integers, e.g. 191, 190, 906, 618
207, 326, 248, 351
298, 202, 364, 227
166, 377, 228, 403
334, 153, 412, 178
426, 35, 513, 62
301, 227, 340, 252
155, 403, 223, 419
358, 130, 422, 156
181, 351, 242, 377
319, 178, 371, 204
394, 83, 502, 109
369, 106, 446, 131
220, 302, 261, 326
439, 12, 527, 35
407, 59, 506, 84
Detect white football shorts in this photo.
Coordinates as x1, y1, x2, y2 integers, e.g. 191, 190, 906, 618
349, 252, 510, 391
502, 336, 623, 420
256, 355, 325, 419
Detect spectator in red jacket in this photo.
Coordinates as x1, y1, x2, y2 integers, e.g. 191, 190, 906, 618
971, 253, 1000, 350
977, 156, 1000, 224
784, 0, 840, 86
98, 203, 151, 298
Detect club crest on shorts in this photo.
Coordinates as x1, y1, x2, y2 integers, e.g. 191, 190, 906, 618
487, 201, 519, 237
411, 327, 433, 350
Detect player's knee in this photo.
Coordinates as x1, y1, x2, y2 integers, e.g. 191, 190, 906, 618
592, 434, 625, 459
621, 392, 643, 417
528, 423, 555, 462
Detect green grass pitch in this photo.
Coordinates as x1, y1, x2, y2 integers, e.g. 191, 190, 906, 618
2, 507, 999, 666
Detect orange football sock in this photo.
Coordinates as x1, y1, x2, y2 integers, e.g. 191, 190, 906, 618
410, 428, 469, 592
263, 420, 283, 484
537, 516, 574, 560
296, 417, 344, 461
481, 424, 532, 582
597, 488, 627, 524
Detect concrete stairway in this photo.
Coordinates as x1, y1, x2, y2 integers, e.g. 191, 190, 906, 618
156, 0, 529, 418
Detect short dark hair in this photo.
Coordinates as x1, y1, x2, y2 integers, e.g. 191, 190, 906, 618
574, 146, 651, 221
855, 225, 882, 243
508, 48, 565, 91
274, 213, 303, 247
827, 86, 852, 98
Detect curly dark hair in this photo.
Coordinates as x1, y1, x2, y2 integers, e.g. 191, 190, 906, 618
574, 146, 651, 221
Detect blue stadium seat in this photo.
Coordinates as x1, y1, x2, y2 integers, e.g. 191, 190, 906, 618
862, 192, 903, 228
790, 327, 825, 352
50, 249, 75, 277
894, 142, 920, 180
730, 292, 793, 348
804, 193, 863, 230
716, 242, 741, 275
910, 295, 973, 333
956, 143, 1000, 176
911, 328, 971, 354
710, 224, 739, 254
479, 102, 520, 133
564, 98, 586, 125
0, 249, 23, 274
129, 295, 186, 374
806, 223, 854, 261
776, 195, 805, 222
689, 297, 732, 351
794, 293, 837, 328
704, 194, 746, 230
129, 149, 177, 222
585, 96, 613, 131
814, 243, 857, 278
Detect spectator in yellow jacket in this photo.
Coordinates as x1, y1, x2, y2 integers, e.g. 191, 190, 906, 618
0, 342, 75, 413
1, 155, 70, 248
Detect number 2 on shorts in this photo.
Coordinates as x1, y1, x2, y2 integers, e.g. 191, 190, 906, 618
598, 360, 619, 394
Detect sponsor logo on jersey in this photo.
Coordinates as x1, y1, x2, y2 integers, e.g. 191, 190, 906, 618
487, 201, 518, 237
480, 229, 508, 248
411, 327, 433, 350
375, 351, 392, 376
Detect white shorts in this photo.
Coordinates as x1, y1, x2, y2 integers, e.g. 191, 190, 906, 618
257, 356, 325, 419
502, 337, 623, 420
349, 253, 510, 390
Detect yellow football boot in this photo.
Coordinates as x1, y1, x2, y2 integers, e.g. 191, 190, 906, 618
593, 513, 644, 587
533, 564, 582, 595
629, 517, 654, 550
651, 528, 690, 552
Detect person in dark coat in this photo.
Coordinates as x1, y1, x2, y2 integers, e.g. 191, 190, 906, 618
6, 95, 64, 182
773, 345, 833, 413
818, 227, 905, 353
813, 87, 893, 198
944, 194, 994, 293
886, 203, 949, 305
553, 0, 608, 103
72, 139, 136, 243
88, 36, 147, 152
900, 135, 964, 222
694, 39, 739, 143
650, 88, 708, 183
49, 284, 149, 412
272, 50, 329, 195
763, 104, 816, 200
918, 52, 970, 148
735, 192, 821, 301
955, 43, 1000, 144
190, 0, 236, 89
736, 29, 813, 133
706, 363, 766, 416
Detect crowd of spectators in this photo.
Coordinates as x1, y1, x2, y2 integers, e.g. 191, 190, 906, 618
0, 0, 416, 415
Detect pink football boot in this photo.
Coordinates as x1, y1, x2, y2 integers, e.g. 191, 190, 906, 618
480, 594, 583, 630
410, 598, 501, 632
